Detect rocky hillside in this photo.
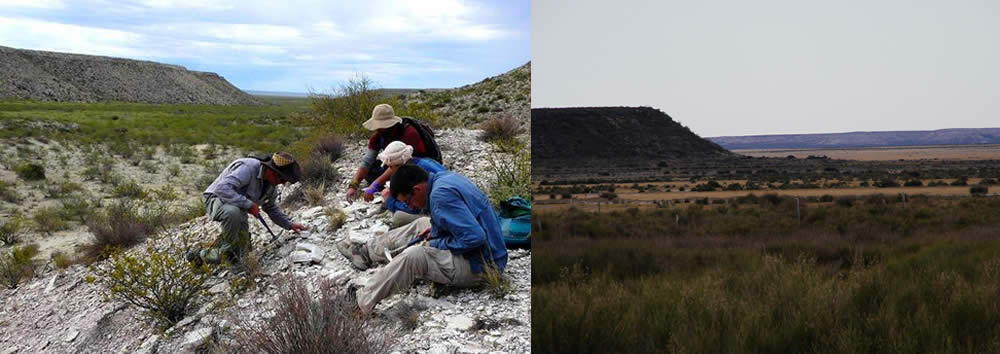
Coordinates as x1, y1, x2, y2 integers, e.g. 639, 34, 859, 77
533, 106, 732, 164
709, 128, 1000, 150
0, 45, 261, 105
0, 129, 530, 354
405, 63, 530, 128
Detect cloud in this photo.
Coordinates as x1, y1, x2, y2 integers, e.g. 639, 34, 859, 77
138, 22, 303, 44
0, 16, 145, 57
135, 0, 235, 11
0, 0, 64, 9
362, 0, 508, 41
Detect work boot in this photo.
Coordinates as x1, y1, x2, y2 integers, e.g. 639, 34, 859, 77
185, 249, 203, 267
337, 239, 372, 270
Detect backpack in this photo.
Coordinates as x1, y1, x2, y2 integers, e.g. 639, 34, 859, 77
497, 196, 531, 248
400, 117, 443, 165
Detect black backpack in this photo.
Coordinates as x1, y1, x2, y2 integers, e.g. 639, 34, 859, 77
400, 117, 443, 164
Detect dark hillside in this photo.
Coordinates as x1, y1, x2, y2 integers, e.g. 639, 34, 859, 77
532, 106, 732, 163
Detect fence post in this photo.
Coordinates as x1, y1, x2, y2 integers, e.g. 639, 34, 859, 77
901, 192, 906, 207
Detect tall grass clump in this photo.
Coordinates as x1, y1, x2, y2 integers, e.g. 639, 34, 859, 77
235, 278, 391, 354
81, 200, 157, 263
95, 242, 212, 329
32, 205, 70, 236
0, 215, 24, 245
1, 243, 39, 289
304, 74, 438, 139
483, 148, 531, 207
478, 115, 523, 144
0, 180, 22, 203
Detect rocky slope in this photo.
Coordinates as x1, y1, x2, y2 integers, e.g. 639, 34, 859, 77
405, 63, 530, 129
0, 45, 261, 105
0, 129, 530, 354
708, 128, 1000, 149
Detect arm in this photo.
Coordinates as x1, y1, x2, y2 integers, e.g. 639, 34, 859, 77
429, 189, 486, 253
261, 198, 294, 230
212, 162, 254, 210
347, 149, 377, 202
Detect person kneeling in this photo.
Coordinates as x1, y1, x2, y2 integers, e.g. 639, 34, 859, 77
350, 164, 508, 315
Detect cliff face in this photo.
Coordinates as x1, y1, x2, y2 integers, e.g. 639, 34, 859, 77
708, 128, 1000, 149
0, 46, 262, 105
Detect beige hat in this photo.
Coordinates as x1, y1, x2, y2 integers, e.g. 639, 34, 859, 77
377, 141, 414, 167
363, 104, 403, 131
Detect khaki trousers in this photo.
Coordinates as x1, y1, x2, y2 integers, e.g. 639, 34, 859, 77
357, 243, 480, 314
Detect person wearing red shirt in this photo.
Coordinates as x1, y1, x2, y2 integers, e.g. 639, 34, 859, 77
345, 103, 428, 202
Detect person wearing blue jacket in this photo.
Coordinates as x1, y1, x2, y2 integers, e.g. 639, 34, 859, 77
360, 141, 446, 227
352, 164, 508, 315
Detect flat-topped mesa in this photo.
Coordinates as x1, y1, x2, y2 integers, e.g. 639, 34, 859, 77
0, 45, 262, 105
532, 106, 733, 163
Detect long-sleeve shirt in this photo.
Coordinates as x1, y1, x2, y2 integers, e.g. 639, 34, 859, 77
386, 157, 447, 214
427, 171, 508, 273
203, 158, 294, 229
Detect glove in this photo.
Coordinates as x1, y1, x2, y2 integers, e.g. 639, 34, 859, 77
363, 181, 381, 196
248, 203, 260, 217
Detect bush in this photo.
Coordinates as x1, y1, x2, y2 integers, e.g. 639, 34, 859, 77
307, 74, 383, 138
819, 194, 834, 202
235, 277, 391, 354
325, 207, 347, 232
112, 180, 146, 199
970, 184, 989, 195
33, 205, 70, 236
479, 115, 523, 143
300, 154, 339, 187
951, 177, 969, 186
0, 215, 23, 245
1, 243, 38, 289
314, 135, 345, 162
15, 163, 45, 181
0, 180, 22, 203
481, 263, 512, 299
50, 251, 75, 269
80, 200, 156, 263
483, 148, 531, 206
60, 197, 94, 224
875, 178, 900, 188
904, 179, 923, 187
96, 242, 212, 329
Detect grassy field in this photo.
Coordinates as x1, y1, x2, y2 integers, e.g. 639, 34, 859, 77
533, 195, 1000, 353
0, 98, 311, 153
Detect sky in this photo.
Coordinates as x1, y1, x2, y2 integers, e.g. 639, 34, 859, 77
0, 0, 529, 92
532, 0, 1000, 137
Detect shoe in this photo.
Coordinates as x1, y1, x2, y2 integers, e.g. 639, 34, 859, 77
338, 239, 371, 270
185, 249, 203, 267
336, 238, 353, 259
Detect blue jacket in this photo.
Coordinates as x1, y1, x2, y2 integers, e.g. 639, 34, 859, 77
386, 157, 447, 214
427, 171, 508, 273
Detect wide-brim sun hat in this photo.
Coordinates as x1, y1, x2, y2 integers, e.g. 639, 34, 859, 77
363, 103, 403, 131
262, 152, 302, 183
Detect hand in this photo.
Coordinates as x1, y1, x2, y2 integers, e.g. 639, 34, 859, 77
362, 181, 381, 202
382, 188, 391, 200
248, 203, 260, 217
346, 187, 358, 203
291, 223, 309, 233
363, 191, 375, 202
417, 227, 431, 240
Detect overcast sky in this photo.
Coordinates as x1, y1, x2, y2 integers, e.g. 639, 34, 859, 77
532, 0, 1000, 137
0, 0, 529, 92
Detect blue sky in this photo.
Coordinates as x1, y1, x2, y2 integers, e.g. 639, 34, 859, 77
0, 0, 530, 92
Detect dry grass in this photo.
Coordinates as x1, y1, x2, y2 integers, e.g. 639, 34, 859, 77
324, 207, 347, 232
303, 182, 326, 206
235, 277, 391, 354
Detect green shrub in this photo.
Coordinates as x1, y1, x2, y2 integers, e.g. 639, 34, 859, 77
50, 251, 75, 269
483, 148, 531, 207
46, 181, 84, 198
951, 177, 969, 186
32, 205, 70, 236
1, 243, 39, 289
0, 180, 21, 203
150, 185, 178, 202
234, 277, 390, 354
80, 200, 156, 263
904, 179, 923, 187
15, 163, 45, 181
60, 197, 94, 224
112, 180, 146, 199
0, 215, 24, 245
96, 242, 212, 329
970, 184, 989, 195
